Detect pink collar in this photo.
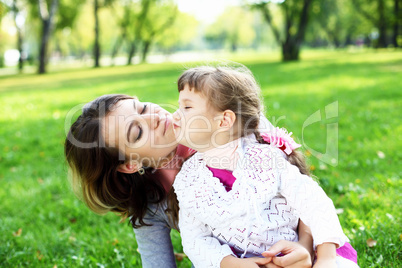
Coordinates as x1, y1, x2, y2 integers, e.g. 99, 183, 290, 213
157, 144, 196, 192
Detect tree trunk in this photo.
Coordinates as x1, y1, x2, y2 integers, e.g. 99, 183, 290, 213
231, 42, 238, 52
94, 0, 101, 67
38, 20, 50, 74
127, 42, 136, 65
111, 34, 125, 65
329, 28, 342, 48
344, 33, 353, 46
12, 0, 24, 72
141, 41, 151, 63
17, 26, 23, 72
282, 39, 300, 61
37, 0, 58, 74
281, 0, 312, 61
377, 0, 387, 48
393, 0, 401, 47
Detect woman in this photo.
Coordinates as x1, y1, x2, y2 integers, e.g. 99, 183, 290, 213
64, 94, 314, 268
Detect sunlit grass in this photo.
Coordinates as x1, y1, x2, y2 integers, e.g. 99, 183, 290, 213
0, 49, 401, 267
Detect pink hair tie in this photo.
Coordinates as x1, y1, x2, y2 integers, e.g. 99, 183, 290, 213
260, 127, 301, 155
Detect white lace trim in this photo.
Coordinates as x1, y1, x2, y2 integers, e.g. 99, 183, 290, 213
174, 140, 348, 267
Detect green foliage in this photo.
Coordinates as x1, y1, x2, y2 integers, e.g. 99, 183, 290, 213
0, 1, 9, 20
55, 0, 85, 30
142, 0, 177, 41
155, 11, 199, 51
0, 50, 401, 267
306, 0, 368, 47
205, 6, 256, 51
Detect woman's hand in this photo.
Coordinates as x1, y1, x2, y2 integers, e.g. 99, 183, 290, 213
261, 240, 312, 268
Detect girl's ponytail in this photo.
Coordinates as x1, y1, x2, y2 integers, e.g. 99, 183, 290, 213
255, 129, 310, 176
287, 150, 310, 176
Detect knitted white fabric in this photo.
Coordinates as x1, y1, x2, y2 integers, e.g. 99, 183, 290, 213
173, 139, 348, 268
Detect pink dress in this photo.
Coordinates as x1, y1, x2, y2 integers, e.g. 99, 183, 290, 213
207, 166, 358, 264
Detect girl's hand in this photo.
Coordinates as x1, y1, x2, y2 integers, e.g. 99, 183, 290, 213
314, 243, 337, 268
313, 258, 337, 268
261, 240, 312, 268
221, 255, 272, 268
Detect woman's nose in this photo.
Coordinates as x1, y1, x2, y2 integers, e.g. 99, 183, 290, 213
141, 114, 160, 129
172, 109, 181, 121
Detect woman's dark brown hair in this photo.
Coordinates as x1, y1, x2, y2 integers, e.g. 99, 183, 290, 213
64, 94, 166, 228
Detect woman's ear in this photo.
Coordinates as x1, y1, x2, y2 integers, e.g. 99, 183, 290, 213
117, 162, 142, 174
219, 110, 236, 130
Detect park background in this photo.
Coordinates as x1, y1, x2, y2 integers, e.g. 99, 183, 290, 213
0, 0, 401, 267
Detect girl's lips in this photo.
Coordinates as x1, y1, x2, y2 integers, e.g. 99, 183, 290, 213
173, 123, 180, 129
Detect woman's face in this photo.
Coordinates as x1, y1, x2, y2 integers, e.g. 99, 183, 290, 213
102, 98, 178, 168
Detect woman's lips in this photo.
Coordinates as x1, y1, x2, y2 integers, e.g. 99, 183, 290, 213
164, 115, 170, 134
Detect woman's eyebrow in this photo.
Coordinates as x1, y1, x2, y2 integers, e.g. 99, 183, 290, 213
133, 99, 137, 110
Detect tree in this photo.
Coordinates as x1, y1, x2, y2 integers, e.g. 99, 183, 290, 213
351, 0, 394, 48
140, 0, 177, 62
252, 0, 314, 61
126, 0, 151, 65
155, 11, 198, 53
109, 0, 133, 64
10, 0, 26, 72
93, 0, 114, 67
392, 0, 401, 47
306, 0, 367, 48
36, 0, 59, 74
0, 1, 7, 67
205, 6, 256, 52
111, 0, 177, 65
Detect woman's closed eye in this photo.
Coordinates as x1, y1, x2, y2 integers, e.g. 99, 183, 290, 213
136, 125, 143, 141
140, 104, 148, 114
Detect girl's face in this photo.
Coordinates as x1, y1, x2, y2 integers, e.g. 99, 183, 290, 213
103, 98, 178, 168
173, 85, 221, 152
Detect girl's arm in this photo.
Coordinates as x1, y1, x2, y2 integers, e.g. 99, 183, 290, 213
133, 202, 177, 268
314, 243, 337, 268
179, 208, 235, 268
279, 160, 348, 249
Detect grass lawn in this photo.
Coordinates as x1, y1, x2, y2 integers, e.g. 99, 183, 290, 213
0, 49, 401, 267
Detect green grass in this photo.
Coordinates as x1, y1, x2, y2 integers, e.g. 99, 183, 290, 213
0, 49, 401, 267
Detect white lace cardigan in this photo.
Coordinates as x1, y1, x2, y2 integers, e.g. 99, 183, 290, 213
173, 138, 348, 268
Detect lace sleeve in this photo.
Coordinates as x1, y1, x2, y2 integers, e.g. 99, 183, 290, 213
178, 208, 235, 268
174, 155, 236, 267
278, 159, 348, 249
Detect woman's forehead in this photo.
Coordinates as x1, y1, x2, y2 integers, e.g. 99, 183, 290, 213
110, 99, 137, 116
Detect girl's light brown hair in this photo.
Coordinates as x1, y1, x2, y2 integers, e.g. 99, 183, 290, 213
177, 65, 310, 176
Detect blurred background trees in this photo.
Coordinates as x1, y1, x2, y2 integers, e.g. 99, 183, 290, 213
0, 0, 400, 74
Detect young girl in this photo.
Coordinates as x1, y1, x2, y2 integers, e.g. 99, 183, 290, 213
172, 66, 359, 268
